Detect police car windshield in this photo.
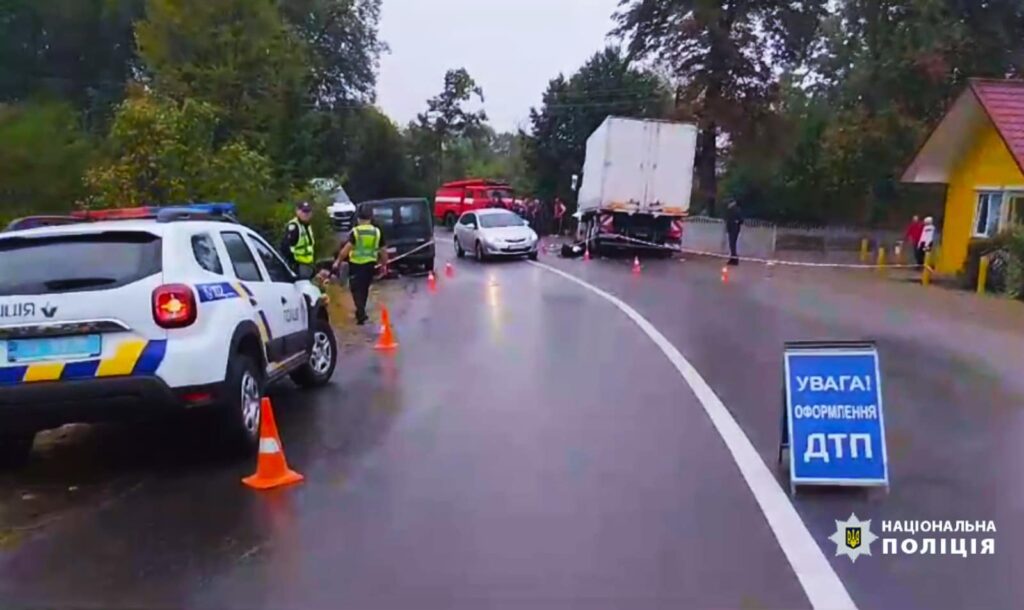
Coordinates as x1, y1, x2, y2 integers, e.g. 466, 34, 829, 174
0, 232, 162, 296
479, 213, 523, 229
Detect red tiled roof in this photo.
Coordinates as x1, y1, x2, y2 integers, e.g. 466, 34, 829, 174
970, 79, 1024, 174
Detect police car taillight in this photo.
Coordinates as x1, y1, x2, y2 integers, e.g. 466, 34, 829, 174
153, 284, 197, 328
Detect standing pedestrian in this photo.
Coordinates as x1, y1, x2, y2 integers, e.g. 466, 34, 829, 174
916, 216, 936, 268
280, 201, 317, 279
554, 198, 567, 236
904, 215, 924, 263
330, 206, 388, 325
725, 199, 744, 266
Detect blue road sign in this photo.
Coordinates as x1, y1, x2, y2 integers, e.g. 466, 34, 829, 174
784, 343, 889, 491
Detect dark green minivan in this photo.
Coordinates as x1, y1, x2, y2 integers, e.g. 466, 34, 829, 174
358, 198, 435, 273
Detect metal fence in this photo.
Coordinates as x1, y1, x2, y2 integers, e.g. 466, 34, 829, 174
681, 216, 915, 264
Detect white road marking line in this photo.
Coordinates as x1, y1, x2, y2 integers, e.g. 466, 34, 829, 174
529, 261, 857, 610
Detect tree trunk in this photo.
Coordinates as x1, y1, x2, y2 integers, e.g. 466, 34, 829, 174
698, 121, 718, 217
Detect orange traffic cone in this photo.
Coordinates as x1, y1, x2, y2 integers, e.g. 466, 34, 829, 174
375, 306, 399, 350
584, 246, 591, 262
427, 271, 437, 292
632, 256, 642, 275
721, 266, 730, 284
243, 397, 304, 490
445, 261, 454, 278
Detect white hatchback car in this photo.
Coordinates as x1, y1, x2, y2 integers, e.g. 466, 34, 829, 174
454, 208, 539, 261
0, 205, 338, 465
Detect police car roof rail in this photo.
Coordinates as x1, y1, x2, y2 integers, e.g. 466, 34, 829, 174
4, 215, 87, 232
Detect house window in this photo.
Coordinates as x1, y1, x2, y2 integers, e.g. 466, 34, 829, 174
1008, 195, 1024, 229
973, 192, 1004, 238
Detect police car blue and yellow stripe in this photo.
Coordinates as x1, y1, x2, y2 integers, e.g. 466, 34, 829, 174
196, 282, 270, 344
0, 340, 167, 387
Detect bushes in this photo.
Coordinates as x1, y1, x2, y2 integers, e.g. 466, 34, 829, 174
1004, 228, 1024, 299
962, 229, 1024, 299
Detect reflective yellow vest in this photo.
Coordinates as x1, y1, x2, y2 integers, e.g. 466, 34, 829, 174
350, 224, 381, 265
288, 219, 315, 265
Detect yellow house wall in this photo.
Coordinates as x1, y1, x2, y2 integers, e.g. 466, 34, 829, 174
941, 120, 1024, 273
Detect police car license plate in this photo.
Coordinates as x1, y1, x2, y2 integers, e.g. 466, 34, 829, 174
6, 335, 101, 364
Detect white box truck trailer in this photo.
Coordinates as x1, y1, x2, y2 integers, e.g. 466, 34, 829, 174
576, 117, 697, 254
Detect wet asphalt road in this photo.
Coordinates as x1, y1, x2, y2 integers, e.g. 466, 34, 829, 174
1, 233, 1022, 609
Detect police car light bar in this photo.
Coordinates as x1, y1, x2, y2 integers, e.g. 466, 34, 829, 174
70, 204, 238, 222
4, 205, 239, 232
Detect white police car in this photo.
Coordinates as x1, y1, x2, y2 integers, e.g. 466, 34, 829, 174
0, 205, 338, 465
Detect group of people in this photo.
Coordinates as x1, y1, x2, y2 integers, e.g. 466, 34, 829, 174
280, 201, 387, 326
499, 196, 570, 236
904, 215, 937, 267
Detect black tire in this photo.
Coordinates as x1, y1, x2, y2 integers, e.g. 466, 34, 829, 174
527, 251, 538, 261
455, 238, 465, 258
424, 258, 435, 273
220, 353, 263, 454
0, 433, 35, 469
444, 213, 457, 230
291, 316, 337, 388
475, 241, 486, 262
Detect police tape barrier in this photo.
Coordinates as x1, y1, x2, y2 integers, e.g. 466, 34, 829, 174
584, 232, 921, 270
779, 341, 890, 494
374, 240, 437, 270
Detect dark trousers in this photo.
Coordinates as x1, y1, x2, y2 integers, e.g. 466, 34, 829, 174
727, 229, 740, 264
348, 263, 376, 322
915, 246, 926, 267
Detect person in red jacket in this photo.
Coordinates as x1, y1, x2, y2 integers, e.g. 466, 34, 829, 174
554, 198, 567, 236
904, 215, 924, 261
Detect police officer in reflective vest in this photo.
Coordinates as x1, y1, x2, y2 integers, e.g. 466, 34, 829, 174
332, 205, 388, 325
280, 201, 316, 279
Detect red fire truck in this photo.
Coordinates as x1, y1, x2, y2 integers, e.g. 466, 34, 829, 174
433, 179, 516, 229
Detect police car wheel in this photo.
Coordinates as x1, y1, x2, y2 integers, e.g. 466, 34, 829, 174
221, 354, 263, 453
0, 433, 34, 468
291, 318, 337, 388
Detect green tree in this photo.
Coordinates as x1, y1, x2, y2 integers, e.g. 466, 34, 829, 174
279, 0, 386, 107
86, 93, 275, 212
615, 0, 827, 215
0, 102, 93, 221
342, 107, 415, 201
0, 0, 144, 126
135, 0, 309, 144
524, 47, 669, 203
410, 68, 488, 189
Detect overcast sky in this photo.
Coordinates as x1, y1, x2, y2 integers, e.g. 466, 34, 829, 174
376, 0, 622, 134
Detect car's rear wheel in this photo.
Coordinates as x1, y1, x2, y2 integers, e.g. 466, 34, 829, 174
291, 317, 337, 388
0, 433, 35, 469
455, 237, 465, 258
221, 353, 263, 454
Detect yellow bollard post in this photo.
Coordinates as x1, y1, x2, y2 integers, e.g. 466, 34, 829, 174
876, 247, 887, 273
922, 251, 933, 287
977, 255, 990, 295
860, 238, 870, 263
